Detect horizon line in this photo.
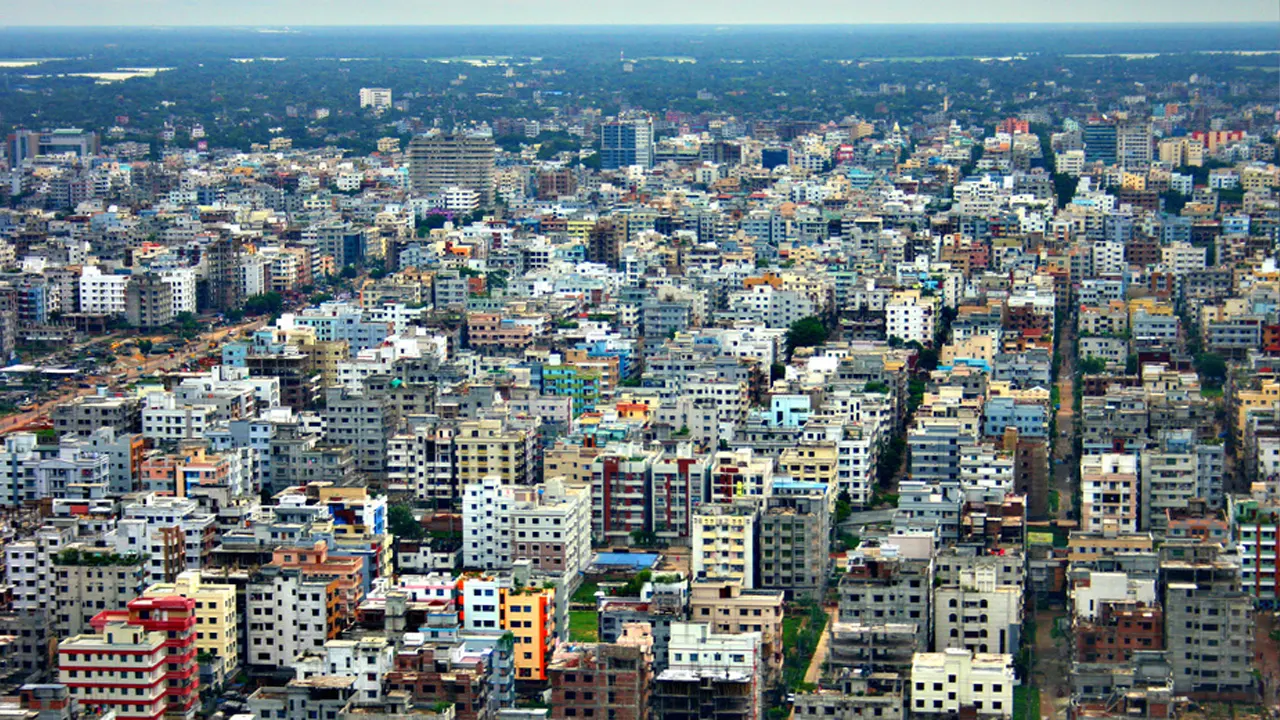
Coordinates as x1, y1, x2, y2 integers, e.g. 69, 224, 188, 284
1, 20, 1278, 29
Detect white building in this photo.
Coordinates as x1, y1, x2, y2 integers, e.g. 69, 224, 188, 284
886, 289, 939, 346
160, 268, 197, 314
1161, 242, 1207, 274
910, 648, 1016, 718
358, 88, 392, 111
141, 392, 217, 443
460, 576, 503, 632
121, 494, 217, 585
668, 621, 761, 676
933, 568, 1023, 655
462, 476, 513, 571
79, 266, 130, 316
510, 478, 593, 578
443, 186, 481, 213
1070, 571, 1159, 621
246, 567, 335, 668
296, 637, 395, 704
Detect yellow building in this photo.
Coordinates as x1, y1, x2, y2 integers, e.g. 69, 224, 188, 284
692, 504, 758, 589
455, 419, 530, 486
778, 444, 839, 509
144, 571, 239, 672
501, 586, 556, 681
689, 580, 785, 683
1066, 531, 1154, 562
1236, 380, 1280, 443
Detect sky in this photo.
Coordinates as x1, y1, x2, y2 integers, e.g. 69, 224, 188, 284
4, 0, 1278, 26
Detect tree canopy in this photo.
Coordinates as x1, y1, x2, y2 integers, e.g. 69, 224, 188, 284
786, 316, 829, 358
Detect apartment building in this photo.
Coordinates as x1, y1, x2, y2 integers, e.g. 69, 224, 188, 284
246, 565, 342, 669
886, 289, 939, 346
691, 503, 759, 588
52, 545, 146, 639
1081, 454, 1140, 535
909, 649, 1015, 718
547, 623, 654, 720
689, 580, 784, 683
144, 571, 240, 675
759, 486, 830, 600
455, 419, 533, 487
933, 570, 1023, 656
409, 133, 496, 204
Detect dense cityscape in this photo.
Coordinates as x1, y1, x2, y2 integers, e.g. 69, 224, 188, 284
0, 19, 1276, 720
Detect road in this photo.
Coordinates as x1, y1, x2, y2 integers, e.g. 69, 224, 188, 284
1032, 607, 1070, 720
803, 606, 836, 685
1052, 314, 1077, 521
0, 318, 267, 435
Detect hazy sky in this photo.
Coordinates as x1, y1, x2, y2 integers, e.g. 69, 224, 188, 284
5, 0, 1279, 26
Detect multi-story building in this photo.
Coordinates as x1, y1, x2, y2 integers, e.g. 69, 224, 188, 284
246, 565, 342, 669
51, 392, 142, 438
664, 622, 761, 719
909, 649, 1015, 718
409, 133, 496, 204
591, 448, 656, 545
689, 580, 784, 683
886, 289, 939, 346
933, 570, 1023, 656
322, 387, 399, 483
144, 571, 240, 676
759, 486, 830, 600
510, 478, 592, 577
1163, 548, 1255, 701
691, 503, 758, 588
1081, 454, 1140, 535
601, 118, 654, 170
547, 623, 654, 720
838, 545, 934, 651
59, 595, 200, 720
462, 476, 513, 571
651, 452, 709, 545
455, 419, 533, 487
500, 585, 556, 681
52, 545, 146, 639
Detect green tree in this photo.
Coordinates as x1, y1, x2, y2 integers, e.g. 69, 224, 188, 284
785, 316, 829, 358
1052, 173, 1078, 208
770, 362, 786, 382
174, 312, 200, 340
1078, 356, 1107, 375
243, 292, 284, 317
834, 490, 853, 525
1194, 352, 1228, 388
388, 503, 425, 540
340, 265, 359, 280
137, 339, 154, 356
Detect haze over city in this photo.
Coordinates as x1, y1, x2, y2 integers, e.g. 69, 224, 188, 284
0, 9, 1275, 720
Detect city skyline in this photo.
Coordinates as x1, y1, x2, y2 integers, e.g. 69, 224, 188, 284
4, 0, 1277, 27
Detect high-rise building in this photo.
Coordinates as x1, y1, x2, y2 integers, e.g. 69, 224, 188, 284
601, 118, 654, 170
408, 133, 495, 204
1116, 117, 1154, 170
1083, 119, 1118, 165
358, 88, 392, 110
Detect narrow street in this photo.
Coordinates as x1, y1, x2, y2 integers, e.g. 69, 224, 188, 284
1032, 608, 1070, 720
1053, 315, 1077, 520
802, 606, 836, 685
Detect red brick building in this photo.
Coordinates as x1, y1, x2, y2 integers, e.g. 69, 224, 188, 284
548, 623, 654, 720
